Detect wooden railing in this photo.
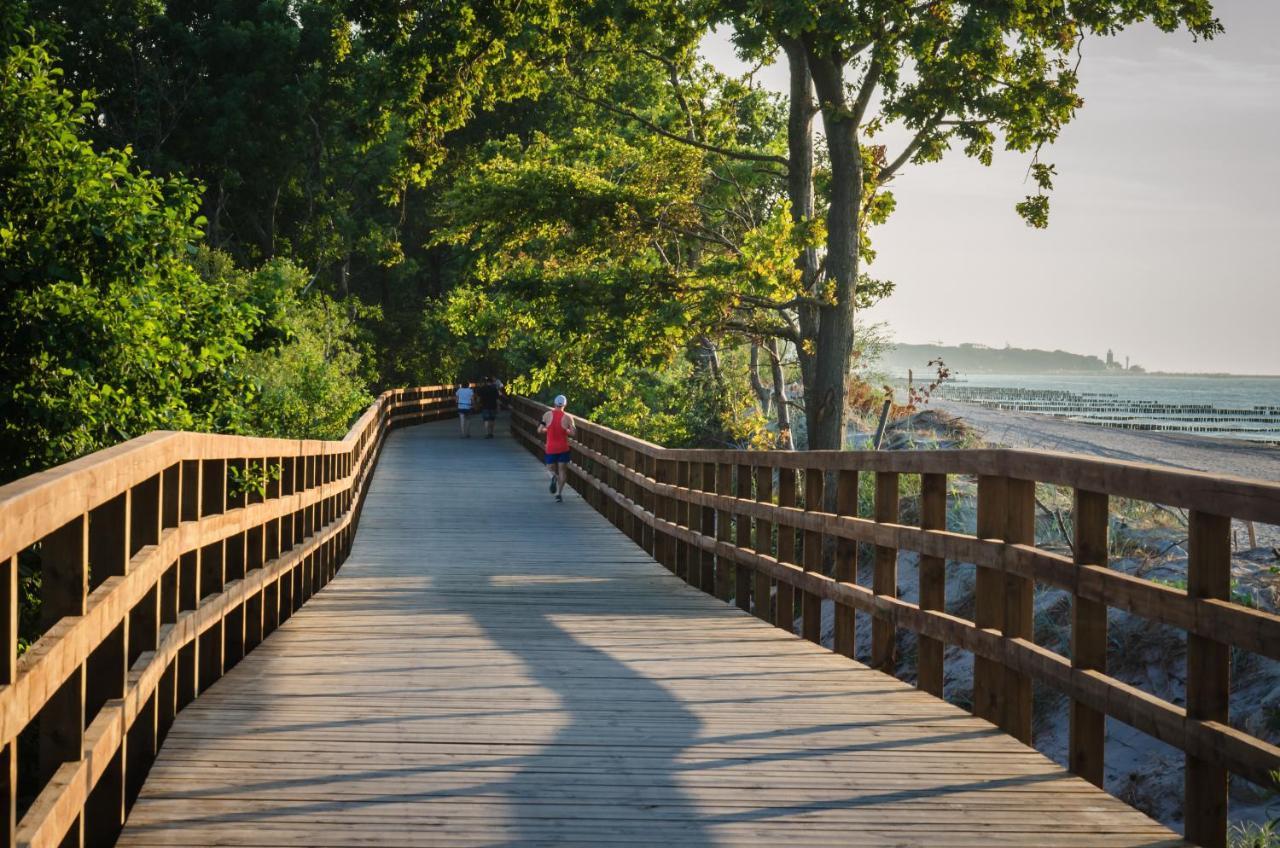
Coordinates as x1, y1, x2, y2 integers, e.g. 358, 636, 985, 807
511, 396, 1280, 848
0, 386, 455, 848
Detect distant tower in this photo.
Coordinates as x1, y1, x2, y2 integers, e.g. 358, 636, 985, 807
1106, 349, 1114, 368
1125, 355, 1130, 370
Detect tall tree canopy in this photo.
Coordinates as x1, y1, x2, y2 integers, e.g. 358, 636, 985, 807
2, 0, 1224, 473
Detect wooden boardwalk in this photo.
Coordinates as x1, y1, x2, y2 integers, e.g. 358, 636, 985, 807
117, 420, 1185, 847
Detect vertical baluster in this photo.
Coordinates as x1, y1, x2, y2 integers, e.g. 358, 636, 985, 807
734, 463, 752, 612
801, 467, 824, 644
125, 474, 161, 808
1185, 510, 1231, 848
177, 461, 200, 709
38, 516, 88, 845
686, 463, 704, 591
776, 467, 797, 634
834, 469, 859, 659
654, 460, 674, 572
715, 463, 733, 603
1070, 489, 1108, 787
2, 553, 15, 848
1003, 479, 1034, 743
85, 491, 129, 847
198, 459, 225, 694
753, 465, 774, 623
675, 461, 691, 583
158, 463, 181, 743
917, 473, 947, 695
701, 461, 717, 593
973, 475, 1007, 725
871, 471, 899, 670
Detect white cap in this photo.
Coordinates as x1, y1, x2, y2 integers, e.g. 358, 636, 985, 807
553, 394, 567, 407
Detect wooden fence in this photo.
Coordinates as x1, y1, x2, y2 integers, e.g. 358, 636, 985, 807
0, 387, 455, 848
512, 396, 1280, 848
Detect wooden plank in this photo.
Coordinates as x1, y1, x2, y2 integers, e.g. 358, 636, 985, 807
834, 469, 858, 659
701, 462, 718, 595
974, 475, 1006, 726
715, 463, 733, 603
1070, 489, 1108, 787
802, 468, 824, 645
775, 468, 797, 635
872, 472, 899, 671
2, 555, 14, 848
1002, 478, 1035, 744
917, 473, 946, 697
1184, 511, 1231, 848
734, 464, 752, 612
753, 466, 773, 625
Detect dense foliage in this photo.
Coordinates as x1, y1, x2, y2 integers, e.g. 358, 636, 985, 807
1, 0, 1222, 480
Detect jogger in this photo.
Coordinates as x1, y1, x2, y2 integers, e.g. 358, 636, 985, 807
538, 394, 575, 503
456, 382, 475, 438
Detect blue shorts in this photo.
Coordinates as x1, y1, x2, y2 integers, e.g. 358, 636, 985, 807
544, 451, 571, 465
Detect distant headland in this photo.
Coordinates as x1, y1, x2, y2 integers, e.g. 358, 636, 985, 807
884, 342, 1144, 375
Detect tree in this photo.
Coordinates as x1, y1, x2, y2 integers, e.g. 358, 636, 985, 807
590, 0, 1221, 449
0, 38, 259, 481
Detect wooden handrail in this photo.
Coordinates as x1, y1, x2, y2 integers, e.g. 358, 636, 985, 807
510, 395, 1280, 848
0, 386, 455, 848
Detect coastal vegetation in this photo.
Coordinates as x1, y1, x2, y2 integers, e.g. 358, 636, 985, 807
0, 0, 1226, 482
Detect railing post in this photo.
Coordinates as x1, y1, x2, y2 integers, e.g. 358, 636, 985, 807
685, 462, 703, 589
834, 469, 859, 659
1185, 510, 1231, 848
1070, 489, 1108, 787
916, 473, 947, 695
753, 466, 774, 624
734, 463, 752, 612
801, 467, 824, 644
973, 474, 1007, 725
85, 491, 129, 847
38, 515, 88, 844
700, 461, 717, 592
177, 460, 200, 709
775, 467, 797, 634
675, 461, 691, 583
1002, 478, 1035, 744
872, 471, 899, 670
159, 463, 181, 742
198, 459, 226, 694
126, 473, 162, 809
715, 463, 733, 603
654, 460, 674, 572
2, 553, 14, 848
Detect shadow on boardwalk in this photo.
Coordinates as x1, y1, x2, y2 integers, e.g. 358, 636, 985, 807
117, 419, 1185, 847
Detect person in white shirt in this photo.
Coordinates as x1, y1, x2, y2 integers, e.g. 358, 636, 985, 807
456, 382, 475, 438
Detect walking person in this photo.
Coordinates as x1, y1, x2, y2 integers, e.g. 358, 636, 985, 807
477, 377, 501, 439
538, 395, 575, 503
456, 381, 475, 438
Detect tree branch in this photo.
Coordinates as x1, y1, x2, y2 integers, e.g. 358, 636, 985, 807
877, 111, 945, 183
588, 96, 790, 169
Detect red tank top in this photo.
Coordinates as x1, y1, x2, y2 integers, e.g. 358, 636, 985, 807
545, 409, 570, 453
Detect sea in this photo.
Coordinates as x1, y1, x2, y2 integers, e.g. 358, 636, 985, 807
890, 372, 1280, 443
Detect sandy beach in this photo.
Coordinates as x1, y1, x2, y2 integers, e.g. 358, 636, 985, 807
935, 399, 1280, 482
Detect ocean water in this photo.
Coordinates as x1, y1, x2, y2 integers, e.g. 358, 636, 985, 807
898, 373, 1280, 442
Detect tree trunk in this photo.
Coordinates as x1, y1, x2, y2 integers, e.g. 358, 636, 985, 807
766, 338, 794, 450
749, 344, 772, 417
778, 36, 819, 408
803, 47, 862, 452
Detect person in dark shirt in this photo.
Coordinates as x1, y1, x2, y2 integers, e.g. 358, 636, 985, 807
476, 377, 501, 439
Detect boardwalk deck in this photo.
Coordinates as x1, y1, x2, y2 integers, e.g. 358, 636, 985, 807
117, 420, 1186, 847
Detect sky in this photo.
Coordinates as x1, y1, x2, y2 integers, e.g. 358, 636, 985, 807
700, 1, 1280, 375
